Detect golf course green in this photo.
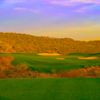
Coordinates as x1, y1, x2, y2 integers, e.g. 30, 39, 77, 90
0, 53, 100, 73
0, 78, 100, 100
0, 53, 100, 100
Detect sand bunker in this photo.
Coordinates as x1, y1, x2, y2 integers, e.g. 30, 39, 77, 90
38, 53, 61, 56
78, 56, 99, 60
56, 58, 65, 60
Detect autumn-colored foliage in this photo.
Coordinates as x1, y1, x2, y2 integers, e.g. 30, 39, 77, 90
0, 55, 37, 78
57, 70, 68, 78
57, 66, 100, 78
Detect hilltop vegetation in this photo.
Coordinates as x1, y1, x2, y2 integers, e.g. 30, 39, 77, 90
0, 32, 100, 54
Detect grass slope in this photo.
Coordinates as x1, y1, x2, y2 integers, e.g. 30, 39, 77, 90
0, 53, 100, 73
0, 78, 100, 100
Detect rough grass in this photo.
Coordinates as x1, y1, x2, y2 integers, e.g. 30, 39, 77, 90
0, 78, 100, 100
0, 53, 100, 73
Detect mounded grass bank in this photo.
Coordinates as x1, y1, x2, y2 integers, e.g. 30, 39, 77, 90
0, 78, 100, 100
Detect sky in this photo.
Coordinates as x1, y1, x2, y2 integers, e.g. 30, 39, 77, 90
0, 0, 100, 40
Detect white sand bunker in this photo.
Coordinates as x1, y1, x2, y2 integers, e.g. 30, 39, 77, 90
56, 58, 65, 60
38, 53, 61, 56
78, 56, 99, 60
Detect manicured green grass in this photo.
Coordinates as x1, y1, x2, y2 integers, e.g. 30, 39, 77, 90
0, 78, 100, 100
0, 53, 100, 73
0, 53, 100, 100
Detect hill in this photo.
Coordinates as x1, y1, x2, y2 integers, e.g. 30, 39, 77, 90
0, 32, 100, 54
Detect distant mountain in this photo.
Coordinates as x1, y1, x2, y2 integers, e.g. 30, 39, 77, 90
0, 32, 100, 54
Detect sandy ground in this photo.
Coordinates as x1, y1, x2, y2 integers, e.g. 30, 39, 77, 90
38, 53, 61, 56
78, 56, 99, 60
56, 58, 65, 60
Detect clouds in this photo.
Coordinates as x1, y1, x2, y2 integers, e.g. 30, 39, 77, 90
14, 8, 26, 11
70, 0, 100, 4
1, 0, 40, 14
1, 0, 100, 7
3, 0, 99, 7
50, 0, 100, 6
50, 1, 75, 6
48, 0, 100, 14
49, 0, 100, 6
14, 8, 39, 14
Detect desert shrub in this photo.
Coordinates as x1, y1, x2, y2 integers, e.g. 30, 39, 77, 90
8, 74, 13, 78
4, 69, 12, 76
57, 68, 87, 78
0, 66, 6, 71
96, 72, 100, 77
72, 69, 86, 78
0, 55, 14, 66
21, 75, 27, 78
84, 66, 88, 69
38, 72, 53, 78
95, 70, 100, 77
0, 71, 5, 78
30, 71, 37, 78
20, 64, 29, 71
57, 70, 68, 78
0, 55, 31, 78
87, 68, 96, 76
0, 56, 4, 64
28, 72, 31, 76
71, 70, 79, 78
51, 68, 56, 74
1, 55, 15, 61
67, 71, 73, 78
15, 65, 22, 72
16, 64, 29, 72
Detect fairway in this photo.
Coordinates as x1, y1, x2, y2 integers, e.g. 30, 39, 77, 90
0, 78, 100, 100
0, 53, 100, 73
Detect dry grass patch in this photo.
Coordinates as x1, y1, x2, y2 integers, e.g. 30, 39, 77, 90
38, 53, 61, 56
78, 56, 99, 60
